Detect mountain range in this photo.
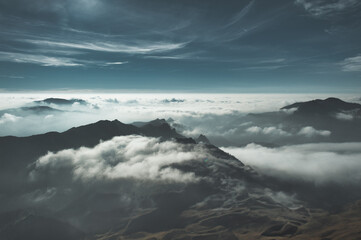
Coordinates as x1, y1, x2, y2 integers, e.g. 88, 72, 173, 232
0, 98, 361, 239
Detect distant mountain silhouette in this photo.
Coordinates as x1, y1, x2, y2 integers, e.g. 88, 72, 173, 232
0, 106, 62, 117
34, 98, 87, 105
281, 97, 361, 115
0, 98, 93, 119
21, 106, 63, 113
242, 97, 361, 144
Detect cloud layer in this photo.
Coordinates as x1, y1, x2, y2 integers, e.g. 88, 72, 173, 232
222, 142, 361, 185
0, 93, 359, 147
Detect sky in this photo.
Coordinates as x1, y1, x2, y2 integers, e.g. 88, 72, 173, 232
0, 0, 361, 92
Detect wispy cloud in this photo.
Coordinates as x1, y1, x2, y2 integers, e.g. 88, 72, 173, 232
0, 51, 83, 67
25, 39, 187, 54
295, 0, 359, 17
341, 55, 361, 72
259, 58, 286, 64
143, 52, 203, 61
0, 51, 129, 67
144, 55, 187, 60
105, 61, 128, 65
0, 75, 24, 79
232, 65, 287, 71
224, 0, 255, 28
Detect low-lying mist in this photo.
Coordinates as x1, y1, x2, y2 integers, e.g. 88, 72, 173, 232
222, 142, 361, 185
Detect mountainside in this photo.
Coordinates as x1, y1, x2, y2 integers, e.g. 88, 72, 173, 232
0, 106, 62, 117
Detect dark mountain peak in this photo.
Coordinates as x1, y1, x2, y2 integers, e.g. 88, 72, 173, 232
64, 119, 137, 137
196, 134, 211, 144
140, 119, 183, 139
166, 117, 175, 123
131, 118, 168, 127
34, 98, 87, 105
281, 97, 361, 115
147, 118, 168, 126
324, 97, 345, 103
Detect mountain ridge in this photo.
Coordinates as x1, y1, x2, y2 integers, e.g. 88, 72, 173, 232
281, 97, 361, 115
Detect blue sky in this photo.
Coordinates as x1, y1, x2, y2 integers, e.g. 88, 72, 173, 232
0, 0, 361, 92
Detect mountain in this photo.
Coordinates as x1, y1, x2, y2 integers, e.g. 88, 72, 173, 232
0, 119, 185, 171
0, 119, 269, 239
104, 199, 361, 240
1, 117, 361, 239
241, 97, 361, 145
34, 98, 87, 105
138, 119, 183, 139
131, 118, 168, 127
281, 97, 361, 115
0, 210, 85, 240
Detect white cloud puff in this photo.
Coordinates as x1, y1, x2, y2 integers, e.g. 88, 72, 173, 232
31, 135, 209, 183
335, 112, 354, 121
0, 113, 21, 124
246, 126, 291, 136
298, 126, 331, 137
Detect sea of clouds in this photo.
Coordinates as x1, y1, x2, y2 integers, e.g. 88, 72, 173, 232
0, 93, 359, 139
